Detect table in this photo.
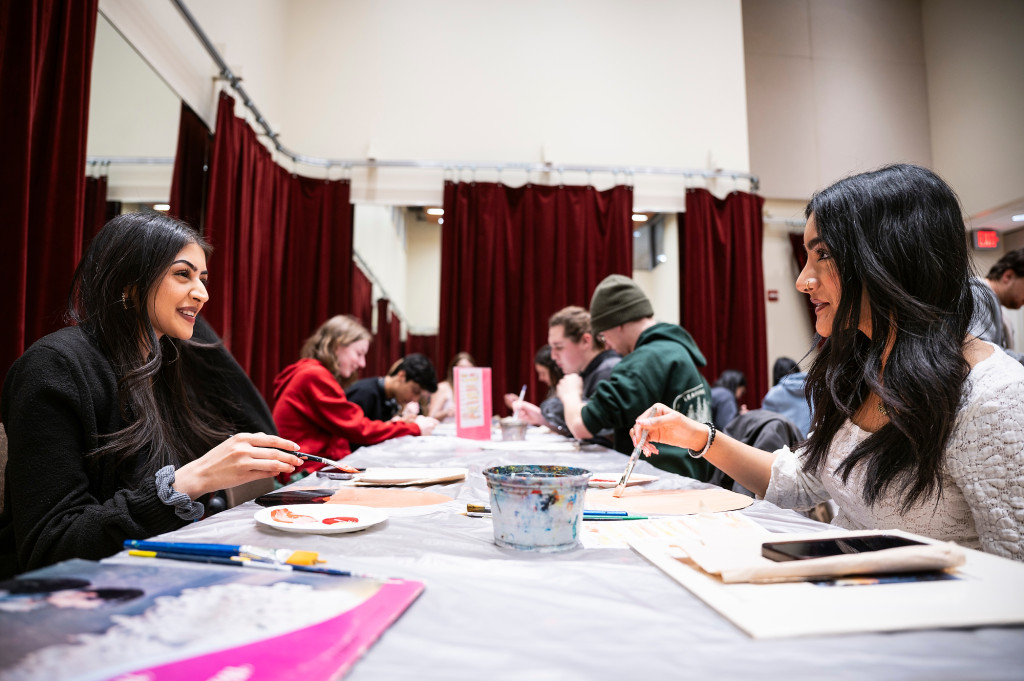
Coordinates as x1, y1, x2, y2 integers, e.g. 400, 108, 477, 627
111, 431, 1024, 680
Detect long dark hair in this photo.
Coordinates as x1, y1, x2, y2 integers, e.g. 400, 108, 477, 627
68, 212, 234, 480
534, 345, 564, 399
801, 164, 974, 511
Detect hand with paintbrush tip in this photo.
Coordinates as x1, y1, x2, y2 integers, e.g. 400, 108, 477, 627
613, 407, 654, 497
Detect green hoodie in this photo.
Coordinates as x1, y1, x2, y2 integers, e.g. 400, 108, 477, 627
581, 322, 713, 481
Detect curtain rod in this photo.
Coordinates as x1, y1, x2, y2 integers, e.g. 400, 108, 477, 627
168, 0, 759, 192
86, 156, 175, 165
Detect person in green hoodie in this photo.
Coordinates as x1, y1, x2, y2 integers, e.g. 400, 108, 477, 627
557, 274, 713, 481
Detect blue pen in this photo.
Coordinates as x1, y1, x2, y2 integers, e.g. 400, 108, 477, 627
580, 510, 629, 517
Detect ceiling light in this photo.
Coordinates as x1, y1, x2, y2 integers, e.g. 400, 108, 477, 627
438, 218, 444, 225
632, 214, 648, 222
427, 208, 444, 216
1012, 214, 1024, 222
657, 254, 668, 263
153, 204, 170, 211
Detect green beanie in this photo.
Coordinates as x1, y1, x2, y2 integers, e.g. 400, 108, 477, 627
588, 274, 654, 334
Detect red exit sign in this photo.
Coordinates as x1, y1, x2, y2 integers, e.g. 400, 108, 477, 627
974, 230, 1000, 250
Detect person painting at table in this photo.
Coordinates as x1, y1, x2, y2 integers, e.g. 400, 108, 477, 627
345, 353, 439, 423
557, 278, 714, 481
0, 213, 304, 579
630, 164, 1024, 560
427, 351, 475, 423
503, 344, 565, 422
273, 315, 438, 478
512, 307, 620, 445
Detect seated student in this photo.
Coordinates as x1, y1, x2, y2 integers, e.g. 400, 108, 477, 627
761, 357, 811, 438
503, 344, 564, 420
709, 369, 747, 432
969, 248, 1024, 366
0, 213, 303, 578
345, 353, 439, 423
427, 352, 475, 423
512, 307, 620, 444
557, 277, 714, 481
272, 316, 438, 477
631, 164, 1024, 560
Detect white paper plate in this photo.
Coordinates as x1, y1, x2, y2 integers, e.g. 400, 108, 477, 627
587, 473, 659, 488
253, 504, 387, 534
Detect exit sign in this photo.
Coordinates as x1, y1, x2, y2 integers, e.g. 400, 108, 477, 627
974, 230, 1000, 250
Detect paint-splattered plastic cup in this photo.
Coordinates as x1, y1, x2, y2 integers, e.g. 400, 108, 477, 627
483, 465, 592, 552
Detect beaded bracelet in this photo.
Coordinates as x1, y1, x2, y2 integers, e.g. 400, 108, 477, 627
688, 421, 716, 459
155, 465, 204, 521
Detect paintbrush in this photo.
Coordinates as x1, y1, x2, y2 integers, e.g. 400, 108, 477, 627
613, 429, 648, 498
272, 447, 359, 473
124, 539, 321, 566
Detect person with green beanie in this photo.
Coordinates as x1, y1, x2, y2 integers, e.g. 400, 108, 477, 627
556, 274, 714, 481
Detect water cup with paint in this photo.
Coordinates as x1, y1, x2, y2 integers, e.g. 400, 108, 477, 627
482, 465, 592, 552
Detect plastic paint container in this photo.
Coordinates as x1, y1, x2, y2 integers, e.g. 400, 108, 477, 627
483, 465, 592, 552
499, 417, 528, 441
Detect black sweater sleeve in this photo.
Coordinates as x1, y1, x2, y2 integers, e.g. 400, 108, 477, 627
0, 334, 185, 578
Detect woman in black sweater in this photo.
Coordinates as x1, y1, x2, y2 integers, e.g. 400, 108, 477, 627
0, 213, 302, 577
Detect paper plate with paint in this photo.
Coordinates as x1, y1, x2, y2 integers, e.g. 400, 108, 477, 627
254, 504, 388, 534
587, 473, 659, 488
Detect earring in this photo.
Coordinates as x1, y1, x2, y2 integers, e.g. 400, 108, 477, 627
121, 292, 129, 310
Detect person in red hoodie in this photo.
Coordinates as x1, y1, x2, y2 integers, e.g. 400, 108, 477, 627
273, 315, 438, 478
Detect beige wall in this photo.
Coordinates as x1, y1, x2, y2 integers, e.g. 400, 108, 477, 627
353, 205, 408, 330
922, 0, 1024, 219
743, 0, 932, 200
405, 213, 443, 333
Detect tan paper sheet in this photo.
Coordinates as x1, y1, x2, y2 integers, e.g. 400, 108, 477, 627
327, 488, 452, 508
585, 487, 754, 515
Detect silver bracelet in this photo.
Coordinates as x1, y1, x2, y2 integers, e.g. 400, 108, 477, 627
155, 465, 204, 521
688, 421, 716, 459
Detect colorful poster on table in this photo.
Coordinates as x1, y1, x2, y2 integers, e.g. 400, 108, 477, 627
454, 366, 492, 440
0, 558, 423, 681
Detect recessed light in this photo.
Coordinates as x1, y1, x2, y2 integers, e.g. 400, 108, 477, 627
427, 208, 444, 216
153, 204, 170, 211
438, 218, 444, 225
657, 254, 668, 263
632, 214, 648, 222
1012, 213, 1024, 222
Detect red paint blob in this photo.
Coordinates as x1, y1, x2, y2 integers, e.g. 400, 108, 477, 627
322, 516, 359, 525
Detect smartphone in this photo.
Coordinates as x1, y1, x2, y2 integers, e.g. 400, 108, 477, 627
761, 534, 927, 561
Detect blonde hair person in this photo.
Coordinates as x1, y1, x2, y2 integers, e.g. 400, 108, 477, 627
273, 316, 437, 478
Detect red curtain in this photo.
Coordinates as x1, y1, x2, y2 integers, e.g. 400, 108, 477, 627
0, 0, 99, 387
367, 299, 402, 377
679, 188, 767, 408
83, 175, 108, 244
351, 265, 373, 329
203, 93, 353, 399
406, 334, 439, 374
169, 101, 212, 232
439, 181, 633, 407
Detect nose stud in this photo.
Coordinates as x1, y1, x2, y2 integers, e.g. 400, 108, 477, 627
801, 278, 816, 292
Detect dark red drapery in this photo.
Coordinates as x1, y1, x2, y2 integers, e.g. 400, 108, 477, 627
203, 93, 353, 399
439, 181, 633, 407
350, 265, 373, 330
83, 175, 108, 245
169, 101, 212, 232
406, 334, 439, 375
679, 188, 767, 409
0, 0, 99, 387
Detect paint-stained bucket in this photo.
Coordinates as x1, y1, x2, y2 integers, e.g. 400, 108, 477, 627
483, 465, 592, 552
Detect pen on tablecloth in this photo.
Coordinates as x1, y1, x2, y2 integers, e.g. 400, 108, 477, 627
124, 539, 321, 566
127, 550, 373, 578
